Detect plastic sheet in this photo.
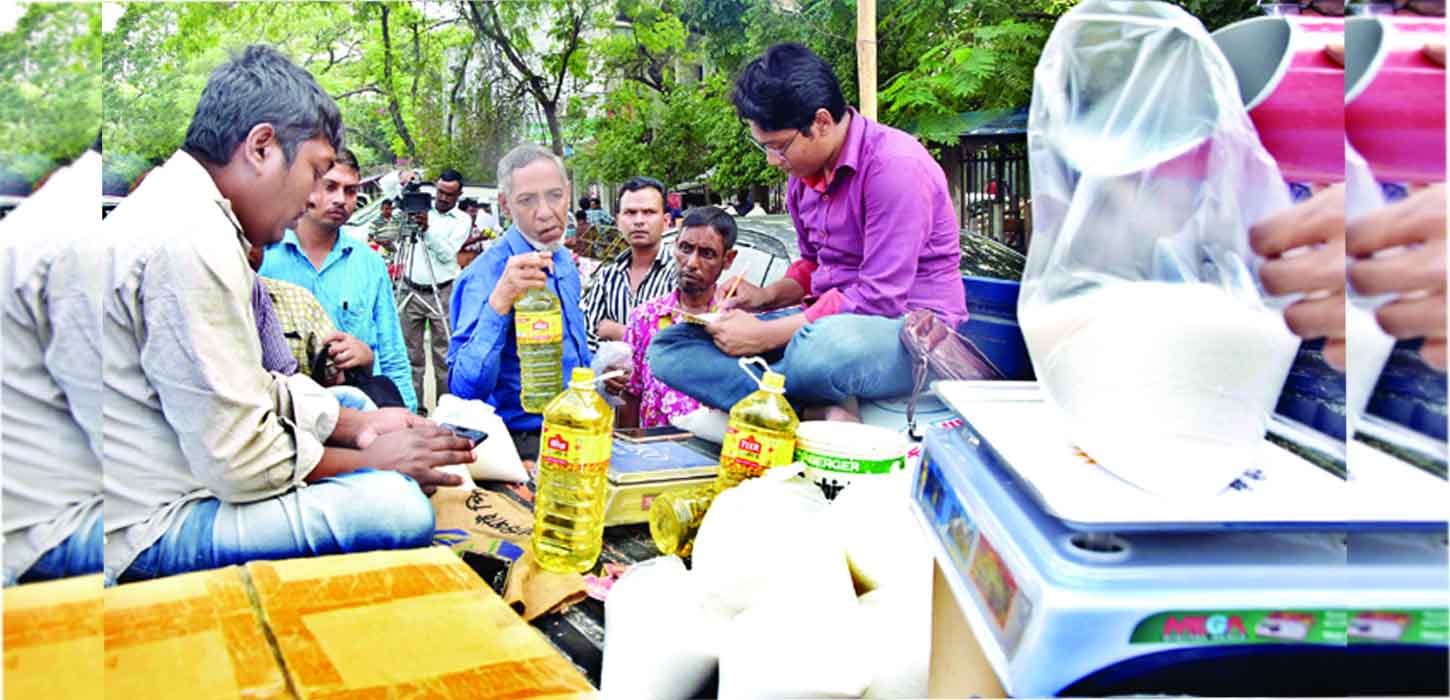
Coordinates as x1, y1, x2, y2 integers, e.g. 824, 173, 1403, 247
1020, 0, 1301, 496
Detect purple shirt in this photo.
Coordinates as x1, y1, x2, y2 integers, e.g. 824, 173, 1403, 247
787, 108, 968, 327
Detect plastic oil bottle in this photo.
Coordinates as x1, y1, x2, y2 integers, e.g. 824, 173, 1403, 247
650, 359, 798, 556
648, 484, 715, 557
532, 367, 615, 573
515, 286, 564, 412
717, 361, 798, 490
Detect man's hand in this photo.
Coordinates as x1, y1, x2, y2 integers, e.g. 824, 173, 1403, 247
1348, 184, 1447, 370
359, 425, 473, 495
487, 251, 553, 314
597, 319, 627, 343
1250, 184, 1346, 371
604, 366, 632, 397
410, 211, 429, 231
356, 407, 433, 449
325, 331, 374, 371
717, 275, 772, 312
706, 309, 781, 357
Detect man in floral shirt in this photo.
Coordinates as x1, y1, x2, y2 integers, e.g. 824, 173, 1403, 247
620, 207, 739, 428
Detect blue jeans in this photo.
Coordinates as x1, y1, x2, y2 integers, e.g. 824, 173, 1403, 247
117, 469, 434, 584
330, 385, 378, 411
647, 311, 918, 411
13, 508, 104, 585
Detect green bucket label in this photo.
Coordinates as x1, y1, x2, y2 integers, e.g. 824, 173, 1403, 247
1131, 608, 1450, 646
796, 446, 903, 475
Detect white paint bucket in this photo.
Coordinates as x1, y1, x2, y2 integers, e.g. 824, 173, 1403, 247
795, 421, 912, 500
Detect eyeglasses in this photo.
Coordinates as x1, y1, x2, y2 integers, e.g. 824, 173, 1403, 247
510, 189, 567, 212
748, 130, 801, 159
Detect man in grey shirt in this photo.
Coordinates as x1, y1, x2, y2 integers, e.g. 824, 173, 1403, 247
98, 46, 471, 585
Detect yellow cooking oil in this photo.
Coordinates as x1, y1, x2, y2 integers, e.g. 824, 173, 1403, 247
648, 484, 717, 557
532, 367, 615, 573
716, 369, 798, 491
515, 286, 564, 413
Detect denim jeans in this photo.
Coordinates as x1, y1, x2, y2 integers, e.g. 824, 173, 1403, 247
117, 469, 434, 584
646, 311, 918, 411
329, 385, 378, 411
12, 508, 104, 585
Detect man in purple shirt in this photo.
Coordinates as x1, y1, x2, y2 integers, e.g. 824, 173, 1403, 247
648, 43, 966, 417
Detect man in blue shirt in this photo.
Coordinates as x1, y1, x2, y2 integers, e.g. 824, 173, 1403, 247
449, 143, 591, 459
259, 148, 418, 412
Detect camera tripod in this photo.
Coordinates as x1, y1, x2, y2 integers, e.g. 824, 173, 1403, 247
393, 216, 452, 339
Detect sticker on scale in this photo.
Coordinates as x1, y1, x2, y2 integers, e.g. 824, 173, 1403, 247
968, 532, 1032, 657
1348, 609, 1449, 644
1130, 609, 1350, 645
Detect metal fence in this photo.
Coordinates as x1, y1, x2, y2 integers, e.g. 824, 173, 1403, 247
958, 148, 1030, 253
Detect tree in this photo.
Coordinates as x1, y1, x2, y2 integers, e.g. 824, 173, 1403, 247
462, 0, 607, 156
0, 3, 102, 181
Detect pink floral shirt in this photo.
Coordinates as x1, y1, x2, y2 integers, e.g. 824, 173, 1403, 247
625, 291, 717, 428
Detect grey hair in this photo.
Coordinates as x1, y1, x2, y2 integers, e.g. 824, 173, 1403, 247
183, 45, 343, 167
496, 143, 568, 198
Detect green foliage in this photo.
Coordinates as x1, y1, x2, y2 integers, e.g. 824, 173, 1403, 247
0, 3, 102, 179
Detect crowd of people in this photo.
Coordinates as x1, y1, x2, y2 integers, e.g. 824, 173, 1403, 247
2, 37, 1439, 589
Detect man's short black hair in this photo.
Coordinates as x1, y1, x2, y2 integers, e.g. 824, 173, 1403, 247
575, 209, 588, 222
681, 206, 737, 250
438, 168, 463, 186
332, 147, 359, 175
183, 45, 343, 167
732, 43, 847, 135
616, 176, 667, 211
381, 198, 394, 207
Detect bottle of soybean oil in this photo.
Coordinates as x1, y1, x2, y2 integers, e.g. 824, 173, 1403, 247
650, 359, 798, 556
515, 286, 564, 412
716, 358, 798, 490
533, 367, 615, 574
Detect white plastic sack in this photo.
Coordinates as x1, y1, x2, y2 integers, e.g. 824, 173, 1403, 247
830, 474, 932, 595
601, 556, 727, 700
691, 471, 857, 618
858, 587, 930, 699
670, 406, 728, 445
1345, 142, 1393, 435
1019, 0, 1300, 496
717, 594, 872, 700
429, 394, 528, 483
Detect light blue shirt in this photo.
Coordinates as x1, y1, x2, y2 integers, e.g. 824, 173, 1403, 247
260, 230, 418, 412
448, 226, 591, 432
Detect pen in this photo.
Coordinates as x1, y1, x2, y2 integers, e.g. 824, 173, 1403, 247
723, 275, 744, 303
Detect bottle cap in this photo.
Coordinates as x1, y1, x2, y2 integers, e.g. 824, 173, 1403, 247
570, 367, 595, 387
761, 371, 785, 392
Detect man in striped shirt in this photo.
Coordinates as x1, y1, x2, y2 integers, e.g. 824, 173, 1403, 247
580, 176, 677, 352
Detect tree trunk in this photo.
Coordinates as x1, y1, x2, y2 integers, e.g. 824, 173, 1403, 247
380, 4, 418, 160
543, 100, 564, 157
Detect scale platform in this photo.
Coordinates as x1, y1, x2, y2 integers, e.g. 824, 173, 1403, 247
932, 381, 1448, 531
914, 382, 1449, 696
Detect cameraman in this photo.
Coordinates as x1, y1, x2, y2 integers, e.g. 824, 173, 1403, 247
399, 168, 471, 411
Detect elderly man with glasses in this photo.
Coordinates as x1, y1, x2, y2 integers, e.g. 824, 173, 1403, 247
447, 144, 592, 460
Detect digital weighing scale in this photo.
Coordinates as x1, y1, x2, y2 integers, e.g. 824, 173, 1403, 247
914, 381, 1449, 696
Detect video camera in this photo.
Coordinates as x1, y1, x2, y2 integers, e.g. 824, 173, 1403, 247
399, 180, 432, 215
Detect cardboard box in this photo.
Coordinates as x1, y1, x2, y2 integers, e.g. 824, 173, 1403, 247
103, 567, 291, 699
246, 546, 596, 699
5, 574, 105, 700
930, 561, 1006, 698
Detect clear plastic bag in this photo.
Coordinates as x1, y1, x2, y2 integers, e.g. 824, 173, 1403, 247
1019, 0, 1301, 496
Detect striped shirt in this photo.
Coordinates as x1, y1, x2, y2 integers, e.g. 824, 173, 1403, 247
580, 245, 677, 352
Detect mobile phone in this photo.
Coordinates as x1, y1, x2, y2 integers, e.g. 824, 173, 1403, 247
439, 423, 487, 445
614, 425, 693, 443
